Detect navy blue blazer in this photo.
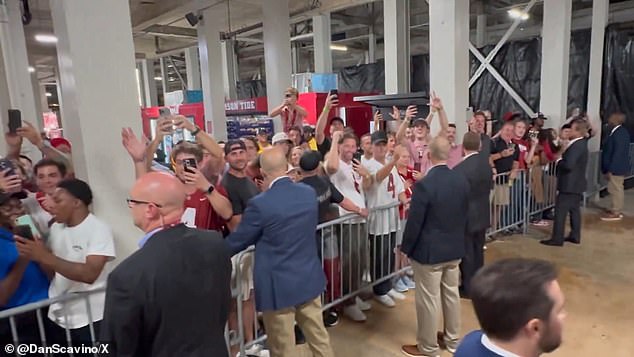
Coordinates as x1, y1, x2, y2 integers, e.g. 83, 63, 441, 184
401, 165, 470, 265
602, 125, 631, 176
225, 177, 326, 312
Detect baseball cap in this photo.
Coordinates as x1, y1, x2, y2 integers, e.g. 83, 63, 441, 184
371, 131, 388, 145
0, 191, 27, 205
50, 138, 72, 150
533, 112, 548, 120
224, 140, 247, 155
503, 111, 522, 122
412, 118, 429, 128
57, 179, 93, 207
299, 151, 323, 171
272, 132, 292, 145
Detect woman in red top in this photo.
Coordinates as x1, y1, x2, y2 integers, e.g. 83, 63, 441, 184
268, 87, 308, 133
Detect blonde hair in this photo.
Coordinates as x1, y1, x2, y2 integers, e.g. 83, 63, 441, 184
285, 87, 299, 98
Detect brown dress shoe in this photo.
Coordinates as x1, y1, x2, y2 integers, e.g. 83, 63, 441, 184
401, 344, 437, 357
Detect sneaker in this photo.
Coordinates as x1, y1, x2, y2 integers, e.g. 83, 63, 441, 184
394, 278, 409, 293
402, 275, 416, 289
343, 305, 367, 322
374, 294, 396, 307
323, 311, 339, 327
600, 212, 624, 221
242, 344, 264, 357
362, 270, 372, 283
406, 268, 414, 277
355, 296, 372, 311
387, 288, 406, 300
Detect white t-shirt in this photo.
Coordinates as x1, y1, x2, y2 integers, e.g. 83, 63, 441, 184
21, 193, 53, 237
365, 159, 404, 235
47, 214, 116, 329
328, 159, 366, 223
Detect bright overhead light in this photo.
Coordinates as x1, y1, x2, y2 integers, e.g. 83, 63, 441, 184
154, 76, 163, 81
45, 92, 52, 97
168, 77, 175, 81
330, 44, 348, 52
34, 34, 58, 44
28, 66, 35, 73
507, 8, 529, 21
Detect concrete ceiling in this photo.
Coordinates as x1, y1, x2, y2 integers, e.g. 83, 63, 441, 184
19, 0, 633, 90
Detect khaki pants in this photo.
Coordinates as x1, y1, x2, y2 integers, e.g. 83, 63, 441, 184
608, 174, 625, 214
411, 259, 461, 356
261, 296, 334, 357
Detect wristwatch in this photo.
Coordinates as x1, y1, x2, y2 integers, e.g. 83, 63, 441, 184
206, 184, 215, 195
191, 126, 201, 136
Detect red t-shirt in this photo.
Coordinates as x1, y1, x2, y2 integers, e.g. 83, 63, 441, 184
512, 138, 530, 170
398, 167, 416, 219
182, 185, 228, 232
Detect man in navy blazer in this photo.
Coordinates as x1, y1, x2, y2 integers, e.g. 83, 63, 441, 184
601, 112, 631, 221
400, 136, 470, 357
225, 148, 334, 357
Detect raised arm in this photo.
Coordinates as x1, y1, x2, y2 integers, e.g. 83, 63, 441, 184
121, 128, 149, 179
174, 115, 223, 159
316, 94, 338, 145
16, 122, 74, 174
375, 150, 400, 183
268, 102, 286, 118
145, 117, 172, 172
396, 105, 417, 145
430, 92, 449, 137
324, 131, 343, 175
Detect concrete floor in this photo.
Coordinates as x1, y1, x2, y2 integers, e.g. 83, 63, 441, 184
293, 189, 634, 357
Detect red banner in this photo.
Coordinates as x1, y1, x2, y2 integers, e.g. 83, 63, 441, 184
224, 97, 268, 115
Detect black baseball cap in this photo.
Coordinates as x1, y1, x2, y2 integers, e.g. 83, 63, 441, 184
299, 151, 323, 171
330, 117, 345, 126
224, 140, 247, 155
412, 118, 429, 128
371, 131, 388, 145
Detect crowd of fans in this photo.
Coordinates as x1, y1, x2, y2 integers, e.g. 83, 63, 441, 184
0, 85, 629, 357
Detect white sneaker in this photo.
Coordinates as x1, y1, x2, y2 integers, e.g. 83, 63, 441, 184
343, 305, 367, 322
374, 294, 396, 307
387, 289, 406, 301
362, 270, 372, 283
394, 278, 409, 293
402, 275, 416, 289
355, 296, 372, 311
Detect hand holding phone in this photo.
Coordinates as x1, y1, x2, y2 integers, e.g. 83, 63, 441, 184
8, 109, 21, 134
183, 158, 197, 174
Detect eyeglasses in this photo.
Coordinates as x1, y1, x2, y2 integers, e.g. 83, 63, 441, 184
284, 93, 292, 98
126, 198, 163, 208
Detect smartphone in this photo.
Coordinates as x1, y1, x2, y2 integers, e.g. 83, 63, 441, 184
8, 109, 21, 134
0, 158, 16, 177
14, 225, 34, 240
509, 143, 516, 151
183, 158, 197, 173
329, 89, 339, 104
158, 107, 171, 117
15, 215, 40, 239
528, 130, 538, 139
353, 151, 362, 162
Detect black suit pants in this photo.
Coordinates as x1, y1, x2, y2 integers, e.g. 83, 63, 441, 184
459, 229, 486, 295
551, 192, 582, 244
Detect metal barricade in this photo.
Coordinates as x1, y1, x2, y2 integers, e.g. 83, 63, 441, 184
487, 169, 529, 236
525, 161, 558, 225
0, 288, 106, 357
229, 203, 405, 357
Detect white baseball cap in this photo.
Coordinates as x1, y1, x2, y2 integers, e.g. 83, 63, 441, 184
272, 132, 292, 145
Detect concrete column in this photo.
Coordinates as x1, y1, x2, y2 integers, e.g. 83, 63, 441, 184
262, 0, 292, 132
586, 0, 608, 152
140, 59, 159, 107
291, 43, 299, 74
313, 13, 332, 73
368, 28, 376, 64
539, 0, 572, 128
476, 14, 487, 48
0, 0, 40, 157
184, 47, 201, 90
0, 41, 10, 148
429, 0, 470, 137
198, 6, 228, 140
50, 0, 142, 258
221, 40, 238, 100
159, 57, 168, 102
383, 0, 410, 94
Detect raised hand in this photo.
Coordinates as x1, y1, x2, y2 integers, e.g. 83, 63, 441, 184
0, 169, 22, 193
430, 91, 443, 112
405, 105, 418, 120
16, 121, 43, 147
154, 117, 173, 140
173, 115, 196, 132
389, 106, 401, 121
121, 128, 148, 163
325, 93, 339, 108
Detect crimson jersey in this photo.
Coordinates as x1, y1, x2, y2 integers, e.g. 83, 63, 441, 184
182, 185, 228, 232
398, 167, 416, 219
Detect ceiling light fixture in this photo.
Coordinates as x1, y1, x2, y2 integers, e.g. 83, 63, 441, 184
507, 8, 529, 21
28, 66, 35, 73
45, 92, 52, 97
34, 34, 58, 44
154, 76, 163, 81
169, 77, 175, 81
330, 44, 348, 52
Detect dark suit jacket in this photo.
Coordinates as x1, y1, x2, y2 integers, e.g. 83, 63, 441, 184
401, 165, 470, 265
557, 137, 589, 194
100, 225, 231, 357
453, 153, 494, 233
601, 125, 631, 176
225, 177, 325, 312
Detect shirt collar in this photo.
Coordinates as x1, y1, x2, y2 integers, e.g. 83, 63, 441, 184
568, 136, 584, 147
610, 125, 621, 135
426, 163, 447, 174
269, 176, 290, 189
463, 152, 478, 161
138, 226, 164, 248
481, 334, 522, 357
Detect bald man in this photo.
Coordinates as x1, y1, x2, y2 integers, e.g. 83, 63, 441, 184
400, 136, 470, 357
100, 172, 231, 357
226, 148, 334, 357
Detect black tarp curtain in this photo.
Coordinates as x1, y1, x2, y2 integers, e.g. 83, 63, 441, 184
236, 26, 634, 139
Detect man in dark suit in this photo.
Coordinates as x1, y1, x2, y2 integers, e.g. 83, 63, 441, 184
541, 119, 590, 246
601, 112, 631, 221
225, 148, 333, 357
400, 136, 470, 357
453, 132, 494, 297
101, 172, 232, 357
